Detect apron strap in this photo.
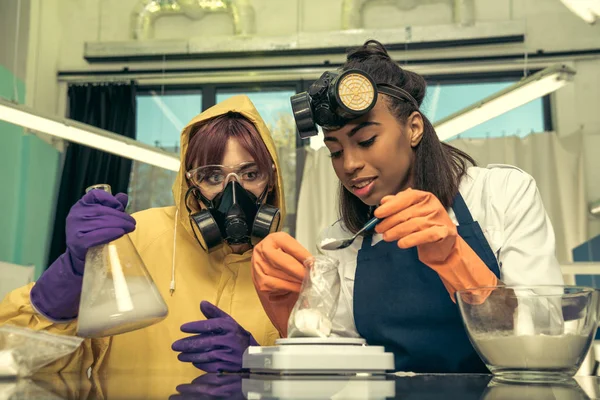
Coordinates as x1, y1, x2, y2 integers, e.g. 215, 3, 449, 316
451, 192, 474, 225
360, 232, 372, 251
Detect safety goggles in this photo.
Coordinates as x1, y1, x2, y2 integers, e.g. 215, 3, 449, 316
186, 162, 272, 199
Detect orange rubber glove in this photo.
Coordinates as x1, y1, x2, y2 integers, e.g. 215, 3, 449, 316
374, 189, 498, 302
251, 232, 312, 337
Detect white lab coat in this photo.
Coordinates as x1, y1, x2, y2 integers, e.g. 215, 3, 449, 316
317, 164, 565, 337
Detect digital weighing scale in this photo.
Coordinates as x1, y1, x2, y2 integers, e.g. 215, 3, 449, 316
242, 374, 395, 399
242, 337, 394, 374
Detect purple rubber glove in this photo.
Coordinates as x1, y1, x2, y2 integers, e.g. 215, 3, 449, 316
172, 301, 259, 373
30, 190, 136, 321
170, 374, 243, 400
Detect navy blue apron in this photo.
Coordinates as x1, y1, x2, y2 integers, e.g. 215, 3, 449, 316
353, 193, 501, 373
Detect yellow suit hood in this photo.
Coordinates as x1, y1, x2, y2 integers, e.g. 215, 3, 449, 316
173, 94, 286, 240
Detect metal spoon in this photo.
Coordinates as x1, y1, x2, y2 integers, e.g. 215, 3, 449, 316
319, 217, 380, 251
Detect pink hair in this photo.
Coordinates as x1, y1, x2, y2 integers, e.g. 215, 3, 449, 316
186, 112, 273, 174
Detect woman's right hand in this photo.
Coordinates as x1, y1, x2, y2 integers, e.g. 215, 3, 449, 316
30, 189, 136, 321
66, 190, 137, 274
251, 232, 311, 337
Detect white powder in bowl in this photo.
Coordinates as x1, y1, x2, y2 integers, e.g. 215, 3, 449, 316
473, 333, 590, 369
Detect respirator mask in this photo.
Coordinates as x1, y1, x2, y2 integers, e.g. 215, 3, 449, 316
185, 162, 280, 252
290, 69, 419, 138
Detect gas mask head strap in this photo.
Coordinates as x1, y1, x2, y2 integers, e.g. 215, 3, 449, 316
256, 180, 270, 205
377, 83, 420, 109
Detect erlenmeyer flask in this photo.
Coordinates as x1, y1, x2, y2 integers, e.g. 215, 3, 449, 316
76, 184, 168, 338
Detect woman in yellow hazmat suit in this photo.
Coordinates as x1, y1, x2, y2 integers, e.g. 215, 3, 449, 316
0, 95, 284, 381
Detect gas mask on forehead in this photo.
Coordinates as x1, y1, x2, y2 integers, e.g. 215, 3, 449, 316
185, 164, 281, 252
290, 69, 419, 138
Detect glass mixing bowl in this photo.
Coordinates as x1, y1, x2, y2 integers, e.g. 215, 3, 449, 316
456, 286, 599, 383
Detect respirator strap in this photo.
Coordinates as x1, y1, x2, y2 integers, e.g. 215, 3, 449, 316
184, 186, 210, 252
257, 183, 270, 205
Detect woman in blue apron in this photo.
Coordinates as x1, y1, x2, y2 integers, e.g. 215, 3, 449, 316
251, 40, 564, 374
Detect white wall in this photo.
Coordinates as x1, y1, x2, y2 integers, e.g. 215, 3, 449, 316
24, 0, 600, 245
553, 58, 600, 239
26, 0, 64, 117
50, 0, 600, 67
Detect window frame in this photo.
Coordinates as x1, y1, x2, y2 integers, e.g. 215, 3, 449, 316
134, 70, 552, 237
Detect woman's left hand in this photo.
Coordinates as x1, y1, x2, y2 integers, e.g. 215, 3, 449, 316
172, 301, 258, 373
374, 189, 498, 302
374, 188, 457, 263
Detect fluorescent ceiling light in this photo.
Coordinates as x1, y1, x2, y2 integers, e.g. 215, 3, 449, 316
434, 64, 576, 142
0, 97, 180, 172
560, 0, 600, 24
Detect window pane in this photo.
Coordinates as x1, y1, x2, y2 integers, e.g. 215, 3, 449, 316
422, 81, 545, 139
128, 92, 202, 213
216, 90, 297, 235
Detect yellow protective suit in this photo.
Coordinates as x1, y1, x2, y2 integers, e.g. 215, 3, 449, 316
0, 95, 284, 386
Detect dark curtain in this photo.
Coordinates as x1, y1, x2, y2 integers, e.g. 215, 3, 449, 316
46, 83, 137, 269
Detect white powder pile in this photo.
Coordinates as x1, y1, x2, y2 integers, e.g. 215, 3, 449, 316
292, 309, 333, 338
393, 371, 417, 377
473, 333, 590, 369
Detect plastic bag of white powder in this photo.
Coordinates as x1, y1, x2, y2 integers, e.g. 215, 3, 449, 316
287, 256, 341, 338
0, 326, 83, 378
